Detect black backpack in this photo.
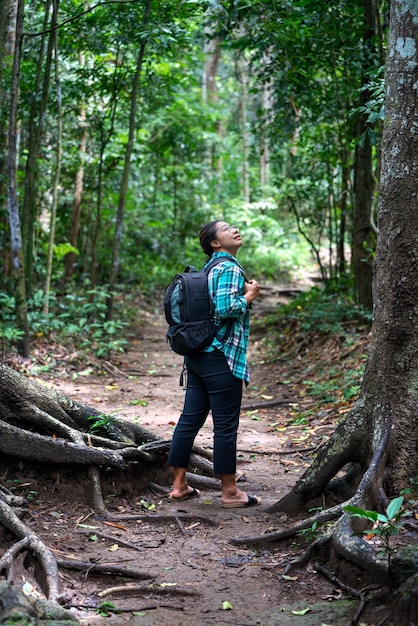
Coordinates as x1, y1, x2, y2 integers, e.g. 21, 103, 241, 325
164, 257, 239, 357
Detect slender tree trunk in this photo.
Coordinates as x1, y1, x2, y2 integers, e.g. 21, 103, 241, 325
63, 98, 87, 284
7, 0, 29, 356
44, 0, 62, 315
91, 51, 119, 288
0, 0, 17, 277
259, 49, 273, 187
338, 151, 350, 276
236, 55, 250, 203
106, 0, 152, 320
352, 0, 377, 309
203, 29, 222, 174
21, 0, 53, 298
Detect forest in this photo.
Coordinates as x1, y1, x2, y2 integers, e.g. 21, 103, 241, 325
1, 1, 418, 625
1, 0, 385, 355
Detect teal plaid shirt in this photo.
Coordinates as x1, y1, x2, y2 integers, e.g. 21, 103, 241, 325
204, 252, 250, 384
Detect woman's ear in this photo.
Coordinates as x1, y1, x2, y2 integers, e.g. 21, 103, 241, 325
211, 239, 221, 250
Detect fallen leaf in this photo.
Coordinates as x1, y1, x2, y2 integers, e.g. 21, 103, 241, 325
77, 524, 98, 530
222, 600, 233, 610
291, 608, 310, 615
78, 368, 94, 377
108, 544, 119, 552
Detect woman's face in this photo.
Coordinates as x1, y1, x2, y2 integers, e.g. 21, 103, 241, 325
211, 222, 242, 255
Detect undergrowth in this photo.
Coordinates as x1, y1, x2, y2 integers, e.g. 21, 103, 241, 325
253, 286, 372, 413
0, 286, 134, 360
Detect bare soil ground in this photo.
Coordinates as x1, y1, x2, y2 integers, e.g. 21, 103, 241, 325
1, 290, 395, 625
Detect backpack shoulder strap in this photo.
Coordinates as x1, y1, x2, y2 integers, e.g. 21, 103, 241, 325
203, 256, 249, 282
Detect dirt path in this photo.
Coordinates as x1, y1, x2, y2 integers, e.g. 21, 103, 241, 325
3, 300, 387, 625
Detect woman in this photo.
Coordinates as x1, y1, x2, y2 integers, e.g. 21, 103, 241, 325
167, 220, 261, 508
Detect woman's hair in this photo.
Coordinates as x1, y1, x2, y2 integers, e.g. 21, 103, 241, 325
199, 220, 220, 257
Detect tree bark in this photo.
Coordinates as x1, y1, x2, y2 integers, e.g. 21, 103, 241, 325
21, 0, 53, 298
255, 0, 418, 589
43, 0, 62, 315
352, 0, 378, 310
236, 53, 250, 203
63, 54, 87, 284
7, 0, 30, 356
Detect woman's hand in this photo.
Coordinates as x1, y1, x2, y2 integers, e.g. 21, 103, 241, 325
244, 280, 260, 304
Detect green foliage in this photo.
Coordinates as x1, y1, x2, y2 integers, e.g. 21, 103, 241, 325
351, 66, 386, 147
257, 286, 372, 345
273, 286, 372, 334
0, 287, 129, 358
254, 284, 370, 410
343, 496, 411, 566
0, 293, 25, 355
87, 412, 117, 434
400, 476, 418, 498
302, 369, 363, 404
95, 601, 117, 617
53, 243, 80, 262
0, 0, 389, 350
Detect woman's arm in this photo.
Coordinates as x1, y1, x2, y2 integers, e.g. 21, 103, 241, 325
211, 264, 248, 319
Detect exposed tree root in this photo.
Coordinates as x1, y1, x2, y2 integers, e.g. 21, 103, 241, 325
283, 531, 333, 574
0, 363, 218, 606
314, 564, 385, 626
230, 417, 392, 587
230, 501, 346, 546
0, 498, 60, 599
0, 581, 79, 624
56, 558, 154, 580
97, 583, 201, 598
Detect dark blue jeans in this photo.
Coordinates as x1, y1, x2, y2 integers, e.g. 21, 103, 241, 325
168, 349, 243, 475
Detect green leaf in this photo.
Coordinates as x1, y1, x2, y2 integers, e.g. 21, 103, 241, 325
222, 600, 233, 610
386, 496, 404, 520
343, 505, 378, 522
292, 608, 310, 615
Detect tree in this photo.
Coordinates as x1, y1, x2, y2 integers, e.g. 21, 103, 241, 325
351, 0, 381, 309
106, 0, 152, 320
234, 2, 418, 613
7, 0, 30, 356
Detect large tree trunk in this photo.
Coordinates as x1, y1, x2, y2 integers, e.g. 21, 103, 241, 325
236, 3, 418, 614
